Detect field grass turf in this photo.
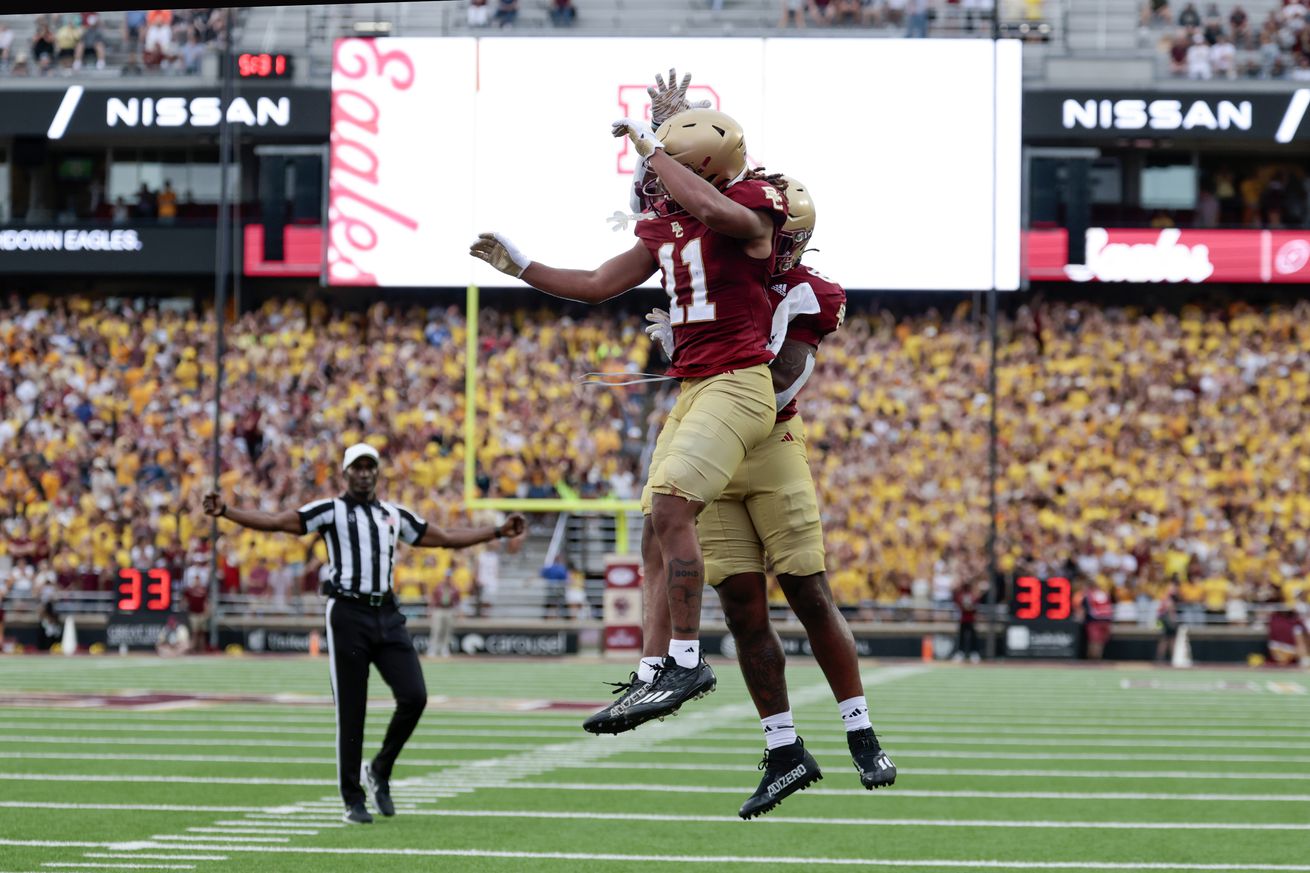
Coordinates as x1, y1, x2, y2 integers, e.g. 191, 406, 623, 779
0, 656, 1307, 872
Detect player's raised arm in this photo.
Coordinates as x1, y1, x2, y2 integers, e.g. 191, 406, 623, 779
613, 113, 775, 246
469, 234, 657, 304
415, 513, 526, 549
201, 492, 303, 535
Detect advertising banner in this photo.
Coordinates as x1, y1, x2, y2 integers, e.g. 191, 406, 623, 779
0, 86, 328, 139
602, 554, 643, 655
0, 225, 218, 274
329, 37, 1022, 291
1024, 88, 1310, 143
1028, 227, 1310, 283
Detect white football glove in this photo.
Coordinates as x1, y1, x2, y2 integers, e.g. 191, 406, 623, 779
469, 232, 530, 278
630, 154, 651, 215
612, 117, 664, 159
644, 308, 674, 360
648, 67, 713, 128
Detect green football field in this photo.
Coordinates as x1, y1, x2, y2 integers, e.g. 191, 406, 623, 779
0, 656, 1307, 872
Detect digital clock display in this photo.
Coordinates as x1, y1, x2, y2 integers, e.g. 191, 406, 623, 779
117, 568, 173, 612
237, 52, 293, 79
1012, 576, 1073, 621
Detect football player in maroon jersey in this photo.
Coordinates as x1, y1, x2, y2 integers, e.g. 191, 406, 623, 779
471, 101, 787, 729
606, 178, 896, 817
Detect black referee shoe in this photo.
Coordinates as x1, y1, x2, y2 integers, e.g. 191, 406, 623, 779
582, 672, 649, 734
848, 727, 897, 789
342, 802, 373, 825
613, 656, 716, 731
739, 737, 823, 820
363, 760, 395, 816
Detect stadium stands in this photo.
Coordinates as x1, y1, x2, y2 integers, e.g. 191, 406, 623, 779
1146, 0, 1310, 78
0, 10, 229, 78
3, 292, 1306, 625
0, 295, 651, 612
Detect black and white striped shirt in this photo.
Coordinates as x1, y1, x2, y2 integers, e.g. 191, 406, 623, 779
297, 496, 427, 595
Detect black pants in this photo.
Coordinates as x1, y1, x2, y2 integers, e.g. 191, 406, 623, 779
957, 621, 979, 657
325, 597, 428, 806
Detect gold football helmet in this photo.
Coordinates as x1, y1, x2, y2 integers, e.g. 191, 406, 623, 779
775, 175, 815, 273
655, 108, 748, 189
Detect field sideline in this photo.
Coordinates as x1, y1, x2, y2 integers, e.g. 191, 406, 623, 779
0, 656, 1306, 872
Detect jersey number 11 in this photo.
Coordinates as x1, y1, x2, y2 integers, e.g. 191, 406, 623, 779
657, 238, 716, 326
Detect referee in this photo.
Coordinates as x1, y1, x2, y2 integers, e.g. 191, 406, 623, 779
202, 443, 525, 824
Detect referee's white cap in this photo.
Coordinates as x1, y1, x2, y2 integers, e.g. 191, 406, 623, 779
342, 443, 380, 471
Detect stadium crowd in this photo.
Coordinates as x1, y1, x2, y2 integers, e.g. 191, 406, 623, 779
1, 293, 1308, 626
0, 10, 227, 76
0, 295, 648, 609
1147, 0, 1310, 79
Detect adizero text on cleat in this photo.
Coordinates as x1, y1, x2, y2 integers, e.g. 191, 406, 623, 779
739, 737, 823, 819
848, 726, 896, 789
612, 657, 716, 731
582, 672, 650, 734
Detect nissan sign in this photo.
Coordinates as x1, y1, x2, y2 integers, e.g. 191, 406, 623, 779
102, 95, 291, 130
1025, 88, 1310, 142
0, 85, 327, 139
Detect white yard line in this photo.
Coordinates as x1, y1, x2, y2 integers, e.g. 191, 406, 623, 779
208, 820, 343, 829
40, 864, 194, 870
148, 836, 290, 844
182, 828, 319, 837
375, 807, 1310, 830
9, 724, 1310, 750
0, 774, 331, 786
0, 803, 300, 814
10, 739, 1310, 760
7, 841, 1310, 870
81, 856, 227, 862
3, 708, 1304, 733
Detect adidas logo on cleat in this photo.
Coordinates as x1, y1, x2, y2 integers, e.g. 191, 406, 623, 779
625, 689, 677, 707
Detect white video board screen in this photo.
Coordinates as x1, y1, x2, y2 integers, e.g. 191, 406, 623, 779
329, 37, 1021, 291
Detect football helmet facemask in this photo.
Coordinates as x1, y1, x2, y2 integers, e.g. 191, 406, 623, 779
774, 176, 815, 274
655, 108, 748, 190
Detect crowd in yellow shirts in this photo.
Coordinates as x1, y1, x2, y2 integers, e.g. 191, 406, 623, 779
3, 293, 1307, 618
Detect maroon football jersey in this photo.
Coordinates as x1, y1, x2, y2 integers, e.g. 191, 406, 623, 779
766, 263, 847, 422
636, 178, 786, 379
1268, 610, 1307, 649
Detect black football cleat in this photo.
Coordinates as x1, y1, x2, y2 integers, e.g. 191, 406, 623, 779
739, 737, 823, 820
613, 657, 716, 731
363, 760, 395, 816
342, 801, 374, 824
848, 727, 897, 789
582, 672, 650, 734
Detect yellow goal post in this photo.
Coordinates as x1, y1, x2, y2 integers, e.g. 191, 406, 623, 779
462, 285, 642, 552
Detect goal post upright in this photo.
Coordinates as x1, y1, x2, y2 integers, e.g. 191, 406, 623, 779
463, 283, 641, 553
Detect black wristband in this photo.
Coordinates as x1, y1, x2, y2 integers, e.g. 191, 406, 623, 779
493, 526, 503, 540
219, 503, 227, 518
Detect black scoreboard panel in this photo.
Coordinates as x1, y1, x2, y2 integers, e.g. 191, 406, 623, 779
1006, 576, 1080, 659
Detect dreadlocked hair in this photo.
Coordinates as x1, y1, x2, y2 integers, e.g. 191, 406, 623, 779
743, 167, 788, 194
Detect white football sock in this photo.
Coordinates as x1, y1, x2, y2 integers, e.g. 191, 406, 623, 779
761, 711, 797, 750
636, 657, 664, 684
839, 695, 872, 732
668, 638, 700, 669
